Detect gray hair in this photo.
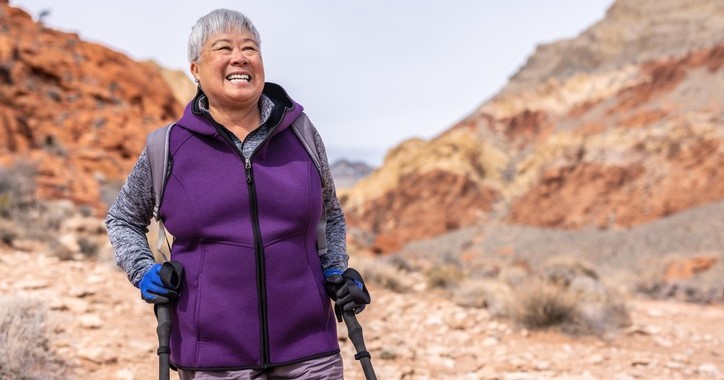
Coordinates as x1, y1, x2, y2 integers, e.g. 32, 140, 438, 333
187, 9, 261, 63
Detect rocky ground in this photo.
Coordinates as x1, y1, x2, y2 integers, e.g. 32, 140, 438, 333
1, 248, 722, 380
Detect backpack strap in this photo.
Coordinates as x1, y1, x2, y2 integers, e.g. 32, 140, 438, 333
145, 123, 175, 261
290, 114, 328, 256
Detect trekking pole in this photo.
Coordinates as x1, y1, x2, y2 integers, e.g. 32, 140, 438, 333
156, 304, 172, 380
155, 261, 184, 380
342, 312, 377, 380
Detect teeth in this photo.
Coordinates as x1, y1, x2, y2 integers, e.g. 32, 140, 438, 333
227, 74, 250, 81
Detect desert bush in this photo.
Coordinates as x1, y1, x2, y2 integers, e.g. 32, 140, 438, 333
385, 253, 417, 273
510, 279, 577, 329
451, 279, 512, 317
99, 179, 124, 210
354, 255, 418, 293
508, 272, 631, 336
541, 255, 598, 286
567, 292, 631, 336
0, 296, 67, 379
423, 251, 466, 289
0, 218, 20, 245
0, 163, 38, 219
77, 236, 100, 258
427, 263, 465, 289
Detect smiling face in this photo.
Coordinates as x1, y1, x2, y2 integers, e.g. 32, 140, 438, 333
190, 29, 265, 112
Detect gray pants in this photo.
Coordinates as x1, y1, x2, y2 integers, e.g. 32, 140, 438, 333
177, 353, 344, 380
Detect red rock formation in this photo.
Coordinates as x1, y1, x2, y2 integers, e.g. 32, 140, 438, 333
664, 255, 719, 282
507, 47, 724, 228
0, 3, 181, 214
351, 169, 500, 253
345, 0, 724, 253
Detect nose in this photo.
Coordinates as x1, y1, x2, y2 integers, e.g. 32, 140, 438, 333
230, 48, 247, 65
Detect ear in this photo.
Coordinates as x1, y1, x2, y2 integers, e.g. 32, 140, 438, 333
190, 61, 199, 81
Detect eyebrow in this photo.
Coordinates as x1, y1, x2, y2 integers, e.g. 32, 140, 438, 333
210, 38, 258, 47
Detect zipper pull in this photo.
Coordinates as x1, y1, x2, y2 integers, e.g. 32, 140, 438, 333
245, 158, 252, 184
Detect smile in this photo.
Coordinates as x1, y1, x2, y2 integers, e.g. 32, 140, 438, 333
226, 74, 250, 82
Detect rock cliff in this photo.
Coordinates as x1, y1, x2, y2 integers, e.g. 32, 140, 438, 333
344, 0, 724, 252
0, 2, 183, 213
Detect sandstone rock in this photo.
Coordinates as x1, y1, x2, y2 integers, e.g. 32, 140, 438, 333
57, 234, 80, 253
78, 313, 103, 329
614, 374, 635, 380
589, 354, 605, 364
69, 286, 96, 298
653, 336, 673, 348
127, 339, 156, 354
455, 353, 482, 372
77, 346, 117, 364
503, 372, 539, 380
483, 337, 499, 346
10, 239, 46, 252
698, 363, 721, 377
664, 255, 719, 281
49, 297, 89, 313
14, 278, 49, 289
115, 369, 135, 380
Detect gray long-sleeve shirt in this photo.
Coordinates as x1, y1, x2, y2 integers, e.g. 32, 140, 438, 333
106, 94, 348, 286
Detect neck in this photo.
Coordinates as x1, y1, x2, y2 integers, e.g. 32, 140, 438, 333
208, 101, 261, 139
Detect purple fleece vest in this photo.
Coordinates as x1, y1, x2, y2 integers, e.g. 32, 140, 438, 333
160, 91, 339, 370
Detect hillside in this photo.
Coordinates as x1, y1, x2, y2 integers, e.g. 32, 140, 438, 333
343, 0, 724, 253
0, 1, 182, 213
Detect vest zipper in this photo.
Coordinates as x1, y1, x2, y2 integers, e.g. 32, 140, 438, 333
204, 107, 288, 369
244, 156, 271, 368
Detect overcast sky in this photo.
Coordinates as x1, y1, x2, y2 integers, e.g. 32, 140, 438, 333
12, 0, 612, 165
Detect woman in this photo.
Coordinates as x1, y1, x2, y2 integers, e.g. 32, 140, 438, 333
106, 9, 369, 379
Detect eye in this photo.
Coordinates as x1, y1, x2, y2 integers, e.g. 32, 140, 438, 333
215, 46, 232, 52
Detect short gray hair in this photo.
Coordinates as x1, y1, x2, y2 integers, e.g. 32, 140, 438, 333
187, 9, 261, 63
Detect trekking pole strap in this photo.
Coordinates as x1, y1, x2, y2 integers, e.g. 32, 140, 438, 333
157, 346, 171, 355
354, 351, 371, 360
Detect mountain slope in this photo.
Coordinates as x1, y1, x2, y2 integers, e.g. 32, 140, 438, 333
0, 2, 182, 213
344, 0, 724, 252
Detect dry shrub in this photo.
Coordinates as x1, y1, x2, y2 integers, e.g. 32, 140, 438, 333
77, 236, 100, 259
353, 255, 419, 293
541, 255, 598, 286
0, 163, 79, 250
424, 252, 465, 289
0, 296, 67, 379
0, 163, 37, 219
509, 268, 631, 336
427, 263, 465, 289
510, 279, 578, 329
452, 279, 512, 317
0, 218, 20, 245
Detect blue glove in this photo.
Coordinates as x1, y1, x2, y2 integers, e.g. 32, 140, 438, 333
139, 263, 178, 304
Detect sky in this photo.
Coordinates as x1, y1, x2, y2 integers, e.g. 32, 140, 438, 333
11, 0, 612, 165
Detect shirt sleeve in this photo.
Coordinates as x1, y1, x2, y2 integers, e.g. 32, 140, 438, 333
105, 149, 158, 287
310, 125, 350, 274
